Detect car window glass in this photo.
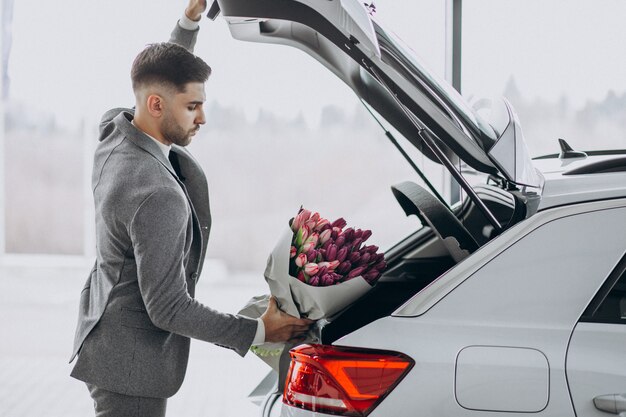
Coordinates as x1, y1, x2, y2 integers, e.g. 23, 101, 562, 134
581, 256, 626, 324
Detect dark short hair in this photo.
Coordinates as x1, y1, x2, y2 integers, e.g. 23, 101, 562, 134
131, 42, 211, 92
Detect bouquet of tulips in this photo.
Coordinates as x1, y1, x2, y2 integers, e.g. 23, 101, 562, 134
239, 207, 386, 371
289, 209, 386, 286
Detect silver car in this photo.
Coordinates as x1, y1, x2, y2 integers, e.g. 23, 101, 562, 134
210, 0, 626, 416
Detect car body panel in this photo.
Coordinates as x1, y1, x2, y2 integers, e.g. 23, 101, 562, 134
566, 323, 626, 417
271, 201, 626, 417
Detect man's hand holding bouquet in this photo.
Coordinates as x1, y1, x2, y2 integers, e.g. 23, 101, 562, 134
239, 207, 386, 370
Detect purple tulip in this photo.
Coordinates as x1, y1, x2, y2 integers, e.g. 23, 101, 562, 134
321, 274, 334, 286
372, 253, 385, 263
348, 252, 361, 264
372, 260, 387, 271
322, 239, 333, 251
353, 228, 363, 239
330, 228, 339, 240
341, 227, 355, 241
364, 245, 379, 254
331, 218, 347, 229
351, 238, 363, 252
297, 271, 307, 283
348, 266, 367, 279
336, 247, 348, 262
337, 261, 352, 274
359, 252, 372, 266
363, 270, 380, 282
335, 236, 346, 248
331, 272, 343, 282
317, 266, 328, 277
308, 275, 320, 286
307, 249, 317, 262
326, 244, 338, 261
361, 230, 372, 241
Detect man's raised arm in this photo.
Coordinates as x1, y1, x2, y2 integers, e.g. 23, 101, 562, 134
169, 0, 207, 52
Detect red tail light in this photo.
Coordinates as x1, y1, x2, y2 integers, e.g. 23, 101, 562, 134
283, 344, 414, 416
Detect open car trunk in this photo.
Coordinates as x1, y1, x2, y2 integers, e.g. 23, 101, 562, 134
208, 0, 545, 406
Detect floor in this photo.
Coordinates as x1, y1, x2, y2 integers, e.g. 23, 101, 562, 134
0, 255, 271, 417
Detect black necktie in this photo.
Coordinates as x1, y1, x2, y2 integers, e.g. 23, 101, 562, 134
168, 151, 186, 183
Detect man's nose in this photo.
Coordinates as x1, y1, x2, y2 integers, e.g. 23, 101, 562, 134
196, 109, 206, 125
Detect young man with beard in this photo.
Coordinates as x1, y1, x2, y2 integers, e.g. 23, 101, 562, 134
69, 1, 313, 415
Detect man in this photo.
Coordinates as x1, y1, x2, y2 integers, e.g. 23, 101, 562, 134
69, 1, 313, 415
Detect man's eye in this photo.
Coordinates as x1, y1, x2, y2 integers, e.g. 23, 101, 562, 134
188, 105, 197, 111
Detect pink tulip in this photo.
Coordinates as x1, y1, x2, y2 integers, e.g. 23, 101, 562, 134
319, 229, 332, 245
331, 218, 347, 229
301, 241, 315, 254
304, 233, 319, 248
290, 246, 297, 258
299, 208, 312, 221
327, 260, 340, 270
314, 218, 330, 232
308, 275, 320, 286
304, 262, 319, 276
292, 209, 311, 232
297, 271, 307, 283
310, 212, 320, 224
295, 253, 308, 268
318, 261, 330, 269
348, 266, 366, 279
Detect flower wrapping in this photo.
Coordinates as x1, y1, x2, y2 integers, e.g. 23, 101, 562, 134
239, 209, 385, 371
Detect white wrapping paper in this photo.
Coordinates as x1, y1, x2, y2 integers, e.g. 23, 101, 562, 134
239, 225, 374, 370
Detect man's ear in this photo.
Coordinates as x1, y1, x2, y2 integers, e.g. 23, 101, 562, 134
146, 94, 164, 118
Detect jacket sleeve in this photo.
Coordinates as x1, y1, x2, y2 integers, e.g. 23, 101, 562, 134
169, 20, 199, 52
129, 186, 257, 357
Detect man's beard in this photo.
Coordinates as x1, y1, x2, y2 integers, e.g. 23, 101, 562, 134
161, 112, 198, 147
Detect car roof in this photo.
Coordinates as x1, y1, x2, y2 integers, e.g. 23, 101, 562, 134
534, 153, 626, 210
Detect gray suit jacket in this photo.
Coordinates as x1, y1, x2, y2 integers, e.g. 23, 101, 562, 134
70, 22, 257, 399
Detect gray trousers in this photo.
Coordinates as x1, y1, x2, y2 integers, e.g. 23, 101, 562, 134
87, 383, 167, 417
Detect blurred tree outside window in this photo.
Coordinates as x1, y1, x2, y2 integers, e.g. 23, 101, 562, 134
462, 0, 626, 157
